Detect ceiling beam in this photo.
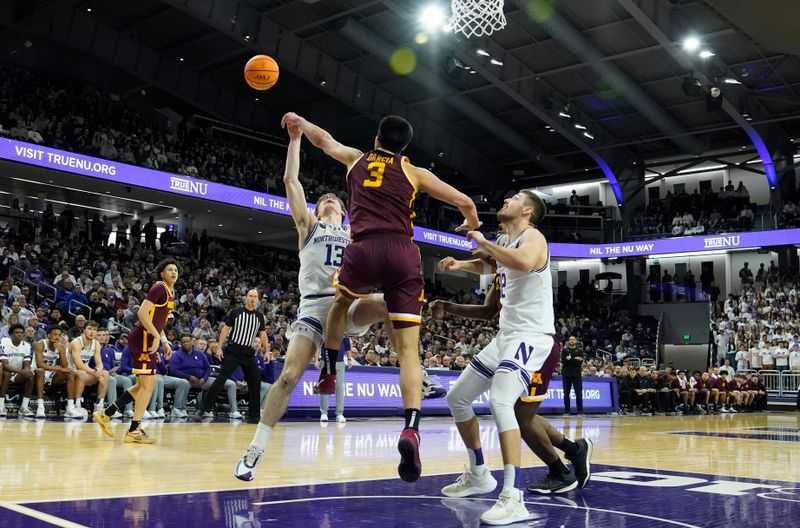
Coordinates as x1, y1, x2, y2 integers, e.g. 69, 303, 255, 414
158, 0, 489, 184
617, 0, 779, 188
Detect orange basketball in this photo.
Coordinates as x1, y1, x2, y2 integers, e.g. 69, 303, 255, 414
244, 55, 279, 91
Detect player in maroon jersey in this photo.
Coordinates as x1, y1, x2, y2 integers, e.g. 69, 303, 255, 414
281, 112, 480, 482
94, 258, 178, 444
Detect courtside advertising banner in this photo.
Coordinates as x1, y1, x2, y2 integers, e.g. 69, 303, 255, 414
271, 364, 616, 415
3, 138, 797, 256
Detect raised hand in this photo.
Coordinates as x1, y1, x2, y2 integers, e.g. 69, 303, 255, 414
438, 256, 458, 272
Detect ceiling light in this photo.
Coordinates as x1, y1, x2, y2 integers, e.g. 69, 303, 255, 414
723, 77, 742, 85
545, 125, 551, 129
86, 7, 92, 12
490, 59, 503, 66
549, 129, 555, 132
683, 36, 700, 52
179, 57, 184, 62
419, 4, 445, 31
574, 123, 587, 130
319, 79, 327, 86
469, 70, 476, 74
699, 49, 714, 59
254, 97, 259, 101
583, 132, 595, 140
218, 224, 223, 227
442, 23, 453, 33
243, 34, 251, 41
558, 111, 571, 118
477, 49, 490, 56
258, 231, 263, 234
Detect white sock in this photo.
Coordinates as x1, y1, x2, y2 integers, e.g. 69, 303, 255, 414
75, 398, 81, 407
67, 400, 75, 411
96, 399, 104, 407
251, 423, 273, 450
503, 464, 519, 492
37, 399, 44, 406
21, 397, 30, 408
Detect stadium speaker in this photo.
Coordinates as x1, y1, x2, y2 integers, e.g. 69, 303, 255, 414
682, 76, 703, 97
706, 85, 723, 111
443, 55, 464, 79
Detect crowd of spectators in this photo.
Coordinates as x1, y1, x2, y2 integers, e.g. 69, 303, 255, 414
629, 182, 759, 240
0, 63, 354, 210
709, 267, 800, 375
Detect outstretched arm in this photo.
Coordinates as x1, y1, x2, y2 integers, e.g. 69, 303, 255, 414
438, 257, 492, 276
282, 112, 362, 168
282, 129, 316, 244
467, 229, 546, 273
430, 283, 500, 321
411, 166, 480, 232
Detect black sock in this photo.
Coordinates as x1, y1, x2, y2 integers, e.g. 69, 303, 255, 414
129, 420, 141, 432
404, 408, 421, 431
105, 390, 134, 417
322, 347, 339, 375
546, 457, 570, 476
556, 437, 579, 457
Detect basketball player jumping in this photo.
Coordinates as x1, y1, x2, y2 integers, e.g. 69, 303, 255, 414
280, 112, 480, 483
235, 121, 390, 481
437, 191, 590, 525
94, 259, 178, 444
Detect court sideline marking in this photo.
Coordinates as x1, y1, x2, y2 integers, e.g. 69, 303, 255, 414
250, 494, 703, 528
0, 501, 89, 528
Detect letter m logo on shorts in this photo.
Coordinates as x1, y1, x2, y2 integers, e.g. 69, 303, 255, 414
138, 354, 150, 361
514, 342, 534, 364
531, 372, 543, 384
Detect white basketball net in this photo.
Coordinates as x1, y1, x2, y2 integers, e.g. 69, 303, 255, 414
450, 0, 507, 38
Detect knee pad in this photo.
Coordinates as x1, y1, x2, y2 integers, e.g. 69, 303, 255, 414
490, 370, 527, 433
447, 369, 488, 423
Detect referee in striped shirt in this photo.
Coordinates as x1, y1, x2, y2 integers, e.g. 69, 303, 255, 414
196, 289, 270, 422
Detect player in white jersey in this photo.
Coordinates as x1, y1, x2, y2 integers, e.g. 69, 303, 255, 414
0, 324, 35, 417
33, 326, 78, 418
235, 123, 389, 481
68, 320, 109, 418
437, 191, 590, 526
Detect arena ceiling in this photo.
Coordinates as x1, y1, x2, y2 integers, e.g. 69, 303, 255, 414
2, 0, 799, 196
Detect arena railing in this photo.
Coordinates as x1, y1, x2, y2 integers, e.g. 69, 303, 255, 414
624, 358, 641, 370
596, 350, 612, 364
67, 299, 91, 320
780, 372, 799, 397
36, 282, 56, 304
759, 370, 781, 396
8, 264, 25, 284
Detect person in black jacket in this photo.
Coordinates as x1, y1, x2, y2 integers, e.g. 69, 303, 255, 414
561, 336, 584, 415
648, 370, 672, 415
617, 369, 639, 414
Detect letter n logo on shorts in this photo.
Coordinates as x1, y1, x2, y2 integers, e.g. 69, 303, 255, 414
514, 342, 534, 363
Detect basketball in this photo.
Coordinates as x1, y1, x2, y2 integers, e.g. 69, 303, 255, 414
244, 55, 279, 91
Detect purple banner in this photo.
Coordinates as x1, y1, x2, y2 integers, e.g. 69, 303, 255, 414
2, 138, 796, 256
276, 364, 615, 414
0, 138, 474, 251
549, 229, 800, 258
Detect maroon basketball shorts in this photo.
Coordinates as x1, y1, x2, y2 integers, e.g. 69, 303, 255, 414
334, 235, 424, 328
520, 336, 561, 404
127, 327, 156, 375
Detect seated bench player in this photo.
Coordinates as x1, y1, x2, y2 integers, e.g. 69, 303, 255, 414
0, 324, 35, 417
33, 326, 78, 418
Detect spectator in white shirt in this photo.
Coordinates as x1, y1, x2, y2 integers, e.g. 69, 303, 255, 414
789, 345, 800, 371
735, 345, 749, 371
760, 347, 775, 370
750, 346, 763, 371
774, 342, 790, 372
